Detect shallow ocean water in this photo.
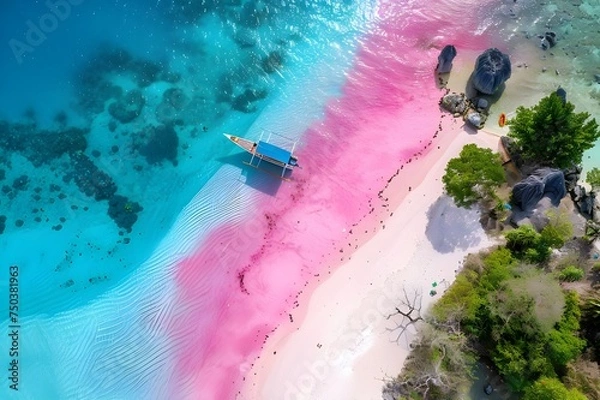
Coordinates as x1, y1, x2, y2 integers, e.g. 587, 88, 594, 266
0, 0, 598, 399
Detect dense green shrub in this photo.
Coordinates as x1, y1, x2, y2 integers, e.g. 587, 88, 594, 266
558, 266, 585, 282
442, 144, 505, 207
507, 92, 600, 168
505, 225, 551, 263
540, 210, 573, 249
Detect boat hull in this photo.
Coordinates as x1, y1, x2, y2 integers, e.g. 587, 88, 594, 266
223, 133, 298, 170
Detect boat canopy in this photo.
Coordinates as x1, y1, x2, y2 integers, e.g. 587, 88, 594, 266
257, 140, 292, 164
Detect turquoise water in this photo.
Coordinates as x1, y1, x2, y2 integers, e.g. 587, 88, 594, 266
0, 0, 599, 399
0, 0, 370, 317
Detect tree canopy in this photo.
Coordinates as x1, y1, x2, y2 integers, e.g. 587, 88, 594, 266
587, 167, 600, 191
442, 144, 505, 207
523, 377, 587, 400
507, 92, 600, 169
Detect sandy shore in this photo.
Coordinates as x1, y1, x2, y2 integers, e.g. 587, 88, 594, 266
239, 123, 500, 400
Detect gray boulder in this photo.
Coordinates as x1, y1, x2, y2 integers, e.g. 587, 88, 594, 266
466, 112, 484, 129
512, 168, 566, 212
472, 48, 511, 94
440, 92, 468, 115
436, 45, 457, 74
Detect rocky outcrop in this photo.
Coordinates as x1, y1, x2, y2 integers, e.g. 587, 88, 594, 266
571, 185, 599, 222
512, 168, 566, 213
472, 48, 511, 95
436, 45, 457, 74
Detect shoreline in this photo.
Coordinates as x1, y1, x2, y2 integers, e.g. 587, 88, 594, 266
239, 120, 500, 399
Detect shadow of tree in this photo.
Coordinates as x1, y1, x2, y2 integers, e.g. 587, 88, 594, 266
425, 195, 483, 253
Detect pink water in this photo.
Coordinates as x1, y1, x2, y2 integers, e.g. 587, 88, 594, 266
170, 1, 496, 398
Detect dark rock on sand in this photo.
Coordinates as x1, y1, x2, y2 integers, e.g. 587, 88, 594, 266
472, 48, 511, 95
512, 168, 566, 212
107, 194, 143, 233
436, 45, 457, 74
540, 31, 557, 50
108, 90, 145, 124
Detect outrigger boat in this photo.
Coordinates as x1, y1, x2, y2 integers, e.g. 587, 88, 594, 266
223, 131, 300, 180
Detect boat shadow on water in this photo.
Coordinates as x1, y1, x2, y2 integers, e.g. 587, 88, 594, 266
216, 152, 285, 197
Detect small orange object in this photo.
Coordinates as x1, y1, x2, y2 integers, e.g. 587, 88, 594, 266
498, 113, 507, 127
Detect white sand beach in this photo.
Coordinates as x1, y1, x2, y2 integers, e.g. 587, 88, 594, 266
240, 125, 500, 400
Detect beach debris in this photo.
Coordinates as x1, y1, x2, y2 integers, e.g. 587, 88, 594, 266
540, 31, 557, 50
436, 44, 457, 74
472, 48, 512, 95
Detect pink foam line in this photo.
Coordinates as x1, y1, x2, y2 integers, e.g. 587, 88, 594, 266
168, 2, 495, 398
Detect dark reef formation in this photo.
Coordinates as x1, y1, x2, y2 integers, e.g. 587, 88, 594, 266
67, 152, 118, 201
0, 122, 88, 166
108, 89, 146, 124
107, 194, 143, 233
472, 48, 511, 95
138, 124, 179, 165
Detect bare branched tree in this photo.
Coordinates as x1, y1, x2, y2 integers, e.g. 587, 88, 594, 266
386, 288, 424, 343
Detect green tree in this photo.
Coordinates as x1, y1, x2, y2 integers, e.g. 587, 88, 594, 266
523, 377, 587, 400
507, 92, 600, 168
587, 167, 600, 191
442, 144, 505, 207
